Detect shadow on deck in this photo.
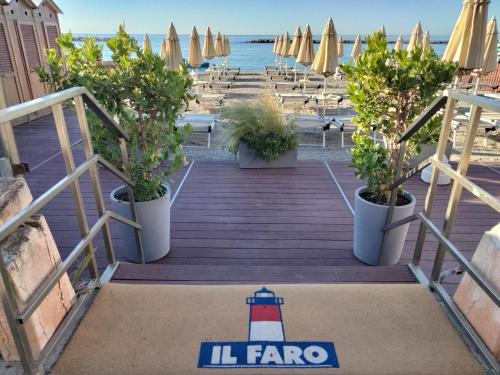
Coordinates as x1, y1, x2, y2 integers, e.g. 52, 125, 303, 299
15, 111, 500, 288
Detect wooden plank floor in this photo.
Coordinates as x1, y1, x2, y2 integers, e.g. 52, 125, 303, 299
13, 111, 500, 288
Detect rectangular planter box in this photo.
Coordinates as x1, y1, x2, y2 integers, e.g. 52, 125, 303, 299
238, 142, 297, 169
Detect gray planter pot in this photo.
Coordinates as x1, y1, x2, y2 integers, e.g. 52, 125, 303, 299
110, 184, 170, 263
409, 141, 453, 169
353, 186, 416, 266
238, 142, 297, 169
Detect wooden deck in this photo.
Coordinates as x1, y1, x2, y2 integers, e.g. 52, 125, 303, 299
13, 111, 500, 288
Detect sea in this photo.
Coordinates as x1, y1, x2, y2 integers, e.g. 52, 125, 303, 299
73, 34, 449, 72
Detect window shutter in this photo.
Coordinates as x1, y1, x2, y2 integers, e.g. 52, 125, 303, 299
20, 24, 41, 70
45, 24, 60, 57
0, 23, 14, 74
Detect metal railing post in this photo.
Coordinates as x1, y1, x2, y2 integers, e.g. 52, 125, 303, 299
413, 98, 456, 266
119, 138, 145, 264
430, 104, 482, 282
51, 103, 100, 280
74, 95, 116, 266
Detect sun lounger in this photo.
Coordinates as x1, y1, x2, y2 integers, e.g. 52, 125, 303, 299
176, 114, 219, 148
273, 81, 300, 92
312, 94, 344, 117
208, 81, 233, 92
275, 93, 313, 112
460, 110, 498, 147
284, 114, 331, 148
194, 93, 224, 110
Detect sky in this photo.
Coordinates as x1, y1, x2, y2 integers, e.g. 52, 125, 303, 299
56, 0, 500, 36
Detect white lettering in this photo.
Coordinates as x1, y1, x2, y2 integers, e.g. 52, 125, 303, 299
247, 345, 262, 364
283, 345, 305, 365
261, 345, 284, 365
221, 345, 237, 364
210, 345, 221, 365
303, 345, 328, 364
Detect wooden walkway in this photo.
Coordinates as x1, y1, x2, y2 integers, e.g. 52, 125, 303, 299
13, 111, 500, 288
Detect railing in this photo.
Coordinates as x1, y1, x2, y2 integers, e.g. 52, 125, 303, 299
383, 89, 500, 372
0, 87, 144, 374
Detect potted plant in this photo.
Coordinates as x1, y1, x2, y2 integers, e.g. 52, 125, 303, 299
343, 32, 456, 266
37, 26, 192, 262
221, 97, 298, 168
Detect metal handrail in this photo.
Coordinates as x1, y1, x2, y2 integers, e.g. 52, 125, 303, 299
383, 89, 500, 371
0, 87, 145, 374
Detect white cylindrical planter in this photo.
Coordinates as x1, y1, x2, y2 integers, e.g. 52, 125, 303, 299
353, 186, 416, 266
110, 184, 171, 263
421, 156, 452, 185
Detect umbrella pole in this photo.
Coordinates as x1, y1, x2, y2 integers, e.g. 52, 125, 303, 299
303, 66, 308, 93
323, 76, 327, 94
473, 76, 480, 94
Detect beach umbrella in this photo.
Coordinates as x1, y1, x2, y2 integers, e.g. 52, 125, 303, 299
223, 36, 231, 66
165, 22, 182, 70
337, 36, 344, 57
421, 31, 431, 50
202, 26, 216, 61
290, 26, 303, 58
443, 0, 489, 70
351, 33, 363, 60
272, 35, 280, 66
312, 17, 338, 92
407, 21, 423, 52
160, 38, 167, 59
394, 33, 404, 52
143, 33, 152, 53
188, 26, 203, 71
215, 32, 224, 57
296, 24, 315, 90
473, 16, 498, 93
380, 25, 387, 37
481, 17, 498, 74
276, 35, 284, 68
280, 31, 291, 75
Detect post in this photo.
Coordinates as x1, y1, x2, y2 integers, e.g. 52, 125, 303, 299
51, 103, 100, 280
413, 97, 457, 266
430, 104, 482, 282
74, 95, 116, 266
119, 138, 145, 264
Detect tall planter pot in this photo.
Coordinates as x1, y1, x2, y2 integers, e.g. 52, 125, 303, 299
353, 186, 416, 266
238, 142, 297, 169
110, 184, 171, 263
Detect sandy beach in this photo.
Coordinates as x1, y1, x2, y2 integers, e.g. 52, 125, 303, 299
184, 71, 500, 163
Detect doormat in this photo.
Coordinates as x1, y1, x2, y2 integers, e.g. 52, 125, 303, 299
54, 283, 482, 374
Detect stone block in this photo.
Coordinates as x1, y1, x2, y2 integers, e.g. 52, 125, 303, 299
0, 178, 33, 225
453, 223, 500, 360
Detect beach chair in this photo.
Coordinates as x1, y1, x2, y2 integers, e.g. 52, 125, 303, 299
275, 93, 312, 113
208, 81, 233, 93
194, 93, 224, 111
312, 94, 344, 117
176, 114, 219, 148
285, 114, 331, 148
273, 81, 300, 92
459, 110, 498, 147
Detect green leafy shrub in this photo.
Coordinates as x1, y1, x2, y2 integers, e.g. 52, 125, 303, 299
343, 32, 457, 205
36, 26, 192, 202
221, 97, 298, 161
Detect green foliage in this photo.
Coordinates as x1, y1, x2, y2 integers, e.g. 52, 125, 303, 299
413, 114, 443, 146
36, 26, 193, 202
221, 97, 298, 161
343, 32, 457, 204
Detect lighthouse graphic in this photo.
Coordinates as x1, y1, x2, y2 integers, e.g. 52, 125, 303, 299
246, 287, 285, 342
198, 287, 339, 369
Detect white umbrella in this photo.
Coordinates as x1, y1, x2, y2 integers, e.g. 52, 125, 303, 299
337, 36, 344, 57
165, 22, 182, 70
143, 33, 152, 53
312, 18, 338, 93
351, 33, 362, 61
188, 26, 203, 75
407, 21, 423, 52
394, 33, 404, 52
474, 16, 498, 93
296, 24, 315, 91
421, 31, 431, 51
280, 32, 291, 75
380, 25, 387, 37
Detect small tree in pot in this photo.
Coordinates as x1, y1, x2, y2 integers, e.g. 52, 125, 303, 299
37, 26, 192, 262
343, 32, 456, 265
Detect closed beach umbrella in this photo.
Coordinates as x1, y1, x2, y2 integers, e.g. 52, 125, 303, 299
202, 27, 216, 61
215, 32, 224, 58
290, 26, 302, 57
143, 33, 152, 53
160, 38, 167, 59
273, 35, 280, 54
276, 35, 284, 68
165, 22, 182, 70
223, 36, 231, 66
407, 21, 423, 52
380, 25, 387, 37
443, 0, 489, 69
337, 36, 344, 57
421, 31, 431, 50
394, 33, 404, 52
312, 17, 338, 92
280, 32, 291, 57
297, 24, 315, 90
481, 17, 498, 74
351, 33, 362, 60
188, 26, 203, 69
